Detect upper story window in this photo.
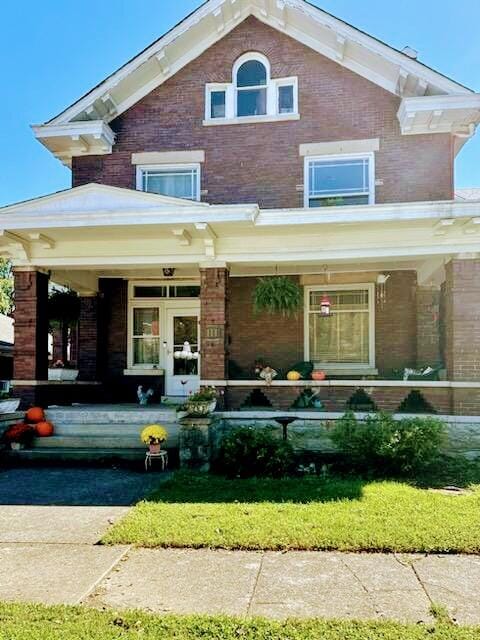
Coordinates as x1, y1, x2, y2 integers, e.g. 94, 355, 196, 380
236, 59, 267, 117
136, 164, 200, 201
305, 153, 375, 208
204, 53, 299, 125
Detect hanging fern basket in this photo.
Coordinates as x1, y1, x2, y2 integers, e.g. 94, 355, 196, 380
252, 276, 303, 317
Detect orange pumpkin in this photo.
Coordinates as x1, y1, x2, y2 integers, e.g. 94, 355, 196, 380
35, 421, 54, 437
312, 371, 326, 381
26, 406, 45, 423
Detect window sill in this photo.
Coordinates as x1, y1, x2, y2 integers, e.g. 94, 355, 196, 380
203, 113, 300, 126
123, 369, 165, 376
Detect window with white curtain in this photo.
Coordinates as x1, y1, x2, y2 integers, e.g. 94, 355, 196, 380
137, 164, 200, 201
306, 285, 375, 368
132, 307, 160, 366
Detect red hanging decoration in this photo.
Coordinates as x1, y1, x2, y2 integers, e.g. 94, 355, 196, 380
320, 294, 331, 317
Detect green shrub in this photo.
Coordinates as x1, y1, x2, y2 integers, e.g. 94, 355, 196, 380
216, 426, 294, 478
330, 411, 446, 475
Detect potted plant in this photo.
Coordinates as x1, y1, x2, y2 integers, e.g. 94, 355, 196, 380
140, 424, 168, 454
253, 276, 302, 317
48, 359, 79, 382
0, 390, 20, 414
2, 422, 35, 450
185, 386, 217, 417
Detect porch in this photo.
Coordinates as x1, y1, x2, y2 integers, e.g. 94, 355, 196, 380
1, 184, 479, 417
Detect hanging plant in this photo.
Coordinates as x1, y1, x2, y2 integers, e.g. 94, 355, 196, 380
253, 276, 302, 317
48, 289, 80, 329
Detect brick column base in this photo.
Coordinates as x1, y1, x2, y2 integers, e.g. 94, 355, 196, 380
200, 267, 229, 381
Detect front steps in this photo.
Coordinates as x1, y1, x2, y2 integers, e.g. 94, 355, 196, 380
7, 405, 179, 463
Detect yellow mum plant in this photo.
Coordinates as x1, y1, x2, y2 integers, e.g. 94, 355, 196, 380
141, 424, 168, 446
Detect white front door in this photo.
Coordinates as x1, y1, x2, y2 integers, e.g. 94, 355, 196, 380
165, 306, 200, 397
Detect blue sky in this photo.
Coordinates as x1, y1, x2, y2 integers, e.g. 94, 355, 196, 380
1, 0, 478, 207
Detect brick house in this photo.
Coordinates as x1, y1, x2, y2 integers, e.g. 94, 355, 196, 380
2, 0, 480, 415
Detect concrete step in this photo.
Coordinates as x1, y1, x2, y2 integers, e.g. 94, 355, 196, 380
46, 406, 177, 424
32, 435, 153, 449
50, 422, 179, 438
6, 447, 147, 462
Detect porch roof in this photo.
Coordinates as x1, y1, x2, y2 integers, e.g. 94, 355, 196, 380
1, 184, 480, 292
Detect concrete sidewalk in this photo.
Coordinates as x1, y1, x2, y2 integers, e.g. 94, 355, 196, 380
1, 515, 480, 624
0, 467, 479, 625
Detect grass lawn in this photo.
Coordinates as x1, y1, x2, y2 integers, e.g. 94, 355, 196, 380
0, 603, 479, 640
103, 468, 480, 553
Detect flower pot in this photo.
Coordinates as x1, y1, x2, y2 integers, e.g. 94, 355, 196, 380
176, 410, 188, 420
186, 400, 216, 416
10, 442, 23, 451
48, 368, 79, 382
0, 399, 20, 414
149, 443, 161, 454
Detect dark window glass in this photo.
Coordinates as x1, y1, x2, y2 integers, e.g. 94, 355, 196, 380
210, 91, 226, 118
134, 286, 167, 298
278, 85, 294, 114
236, 60, 267, 87
237, 88, 267, 117
170, 286, 201, 298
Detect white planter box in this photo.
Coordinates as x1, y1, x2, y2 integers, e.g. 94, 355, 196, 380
0, 399, 20, 414
48, 368, 79, 382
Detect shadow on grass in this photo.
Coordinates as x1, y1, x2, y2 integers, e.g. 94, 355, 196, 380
145, 456, 480, 505
147, 471, 366, 504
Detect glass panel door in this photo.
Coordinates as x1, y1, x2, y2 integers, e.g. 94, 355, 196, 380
165, 307, 200, 397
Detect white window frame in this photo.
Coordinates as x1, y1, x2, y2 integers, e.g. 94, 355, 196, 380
304, 283, 376, 371
303, 152, 375, 208
136, 163, 201, 202
276, 77, 298, 115
126, 280, 200, 371
204, 52, 299, 125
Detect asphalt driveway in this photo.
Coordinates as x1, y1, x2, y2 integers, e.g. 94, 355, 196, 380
0, 465, 164, 506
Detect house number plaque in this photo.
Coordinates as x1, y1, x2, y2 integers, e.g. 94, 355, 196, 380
206, 325, 224, 339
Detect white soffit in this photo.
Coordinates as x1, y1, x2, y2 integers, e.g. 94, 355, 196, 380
397, 94, 480, 145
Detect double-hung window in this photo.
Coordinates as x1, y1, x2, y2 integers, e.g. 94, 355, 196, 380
305, 154, 374, 208
137, 164, 200, 201
132, 307, 160, 367
306, 285, 375, 370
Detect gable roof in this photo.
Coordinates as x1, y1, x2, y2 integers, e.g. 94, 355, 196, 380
46, 0, 474, 127
32, 0, 480, 164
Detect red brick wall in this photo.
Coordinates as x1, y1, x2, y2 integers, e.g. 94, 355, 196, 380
13, 269, 49, 381
77, 296, 99, 381
226, 385, 453, 414
416, 286, 441, 366
98, 279, 127, 382
72, 17, 453, 206
375, 271, 417, 374
228, 276, 304, 375
445, 259, 480, 381
228, 272, 417, 377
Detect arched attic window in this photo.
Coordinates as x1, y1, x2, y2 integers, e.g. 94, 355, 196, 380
236, 57, 268, 117
204, 52, 298, 123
